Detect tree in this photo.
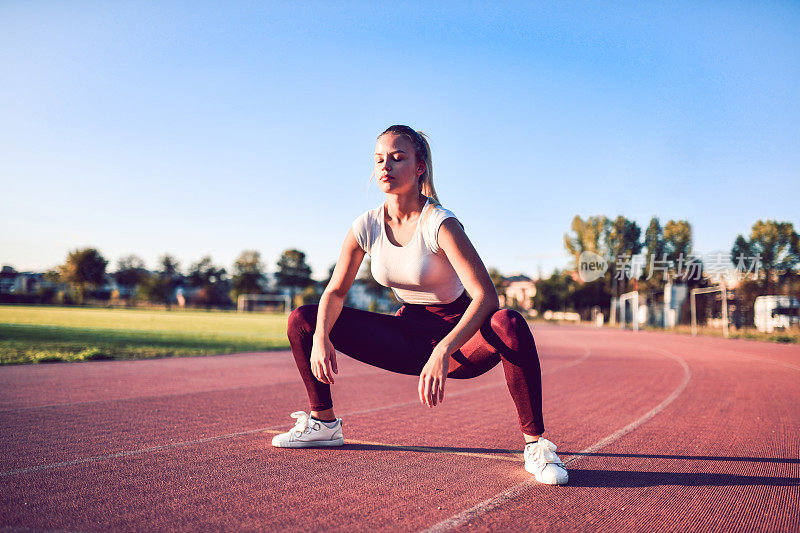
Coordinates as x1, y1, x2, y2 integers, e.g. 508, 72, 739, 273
605, 216, 643, 263
114, 255, 147, 302
59, 248, 108, 304
231, 250, 267, 302
532, 270, 576, 312
564, 215, 609, 267
275, 249, 313, 307
571, 278, 612, 316
732, 220, 800, 294
487, 267, 506, 297
644, 217, 667, 283
43, 269, 61, 284
187, 256, 230, 308
663, 220, 692, 264
159, 254, 181, 281
139, 273, 171, 307
299, 284, 322, 306
604, 216, 642, 297
662, 220, 701, 286
140, 255, 182, 309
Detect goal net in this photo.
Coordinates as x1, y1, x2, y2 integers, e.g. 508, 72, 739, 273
237, 294, 292, 314
617, 290, 640, 331
690, 285, 729, 337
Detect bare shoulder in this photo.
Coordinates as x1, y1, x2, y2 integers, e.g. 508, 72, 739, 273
436, 213, 496, 301
438, 216, 469, 244
437, 217, 478, 261
440, 216, 465, 232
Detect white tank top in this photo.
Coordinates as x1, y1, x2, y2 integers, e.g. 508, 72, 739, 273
351, 198, 465, 305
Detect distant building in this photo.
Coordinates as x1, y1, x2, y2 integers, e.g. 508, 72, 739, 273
498, 274, 537, 310
0, 267, 45, 295
0, 266, 17, 293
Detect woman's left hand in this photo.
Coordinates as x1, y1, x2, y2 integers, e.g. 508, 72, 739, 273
418, 345, 450, 407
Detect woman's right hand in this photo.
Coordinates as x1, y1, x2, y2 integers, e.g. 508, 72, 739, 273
310, 334, 338, 385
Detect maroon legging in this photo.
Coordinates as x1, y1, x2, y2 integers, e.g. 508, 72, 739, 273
286, 290, 545, 436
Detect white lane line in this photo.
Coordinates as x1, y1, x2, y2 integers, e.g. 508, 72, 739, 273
0, 383, 503, 478
623, 329, 800, 372
560, 347, 690, 464
542, 344, 591, 375
0, 525, 81, 533
0, 369, 387, 413
0, 343, 591, 478
0, 384, 271, 413
0, 427, 271, 477
420, 346, 691, 533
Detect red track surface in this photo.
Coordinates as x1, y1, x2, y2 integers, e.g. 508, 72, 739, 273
1, 325, 798, 532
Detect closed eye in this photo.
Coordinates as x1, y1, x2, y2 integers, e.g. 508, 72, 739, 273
375, 156, 403, 163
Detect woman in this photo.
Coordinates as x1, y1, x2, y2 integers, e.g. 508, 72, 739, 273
272, 125, 568, 485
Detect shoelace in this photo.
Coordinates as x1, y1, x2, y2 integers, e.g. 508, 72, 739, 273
525, 438, 566, 468
288, 411, 321, 437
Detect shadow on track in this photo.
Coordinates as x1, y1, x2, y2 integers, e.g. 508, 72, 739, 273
557, 451, 800, 464
565, 469, 800, 487
341, 442, 520, 456
340, 444, 800, 466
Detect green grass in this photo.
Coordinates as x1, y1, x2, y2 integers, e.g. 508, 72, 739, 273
648, 324, 799, 343
526, 316, 799, 344
0, 305, 290, 364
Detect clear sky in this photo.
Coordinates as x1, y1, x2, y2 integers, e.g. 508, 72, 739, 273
2, 1, 798, 279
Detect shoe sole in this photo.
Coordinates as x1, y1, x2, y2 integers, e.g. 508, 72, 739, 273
525, 464, 569, 485
534, 475, 569, 485
272, 437, 345, 448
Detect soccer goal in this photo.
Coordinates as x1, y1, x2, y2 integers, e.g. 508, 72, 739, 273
237, 294, 292, 314
617, 290, 640, 331
690, 284, 729, 338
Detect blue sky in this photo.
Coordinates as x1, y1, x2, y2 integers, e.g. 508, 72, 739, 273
2, 1, 798, 279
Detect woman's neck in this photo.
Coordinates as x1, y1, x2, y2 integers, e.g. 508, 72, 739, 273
385, 193, 427, 222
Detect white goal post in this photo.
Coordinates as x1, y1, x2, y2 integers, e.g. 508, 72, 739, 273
237, 294, 292, 314
618, 290, 639, 332
690, 283, 729, 338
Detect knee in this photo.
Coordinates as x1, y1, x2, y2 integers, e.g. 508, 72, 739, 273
489, 309, 533, 351
287, 304, 318, 337
490, 308, 526, 335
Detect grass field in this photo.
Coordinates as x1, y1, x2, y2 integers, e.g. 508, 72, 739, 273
666, 324, 799, 343
3, 304, 794, 366
530, 318, 799, 343
0, 305, 289, 365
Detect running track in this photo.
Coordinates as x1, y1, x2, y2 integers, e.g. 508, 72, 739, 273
1, 325, 798, 532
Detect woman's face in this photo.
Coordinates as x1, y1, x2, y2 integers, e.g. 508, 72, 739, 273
374, 133, 425, 195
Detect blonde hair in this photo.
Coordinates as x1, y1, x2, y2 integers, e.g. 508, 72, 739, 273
377, 125, 440, 206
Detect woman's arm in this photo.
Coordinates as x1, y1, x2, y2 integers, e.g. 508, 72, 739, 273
311, 228, 366, 385
418, 218, 500, 407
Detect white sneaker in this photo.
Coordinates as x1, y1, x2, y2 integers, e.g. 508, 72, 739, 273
524, 438, 569, 485
271, 411, 344, 448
